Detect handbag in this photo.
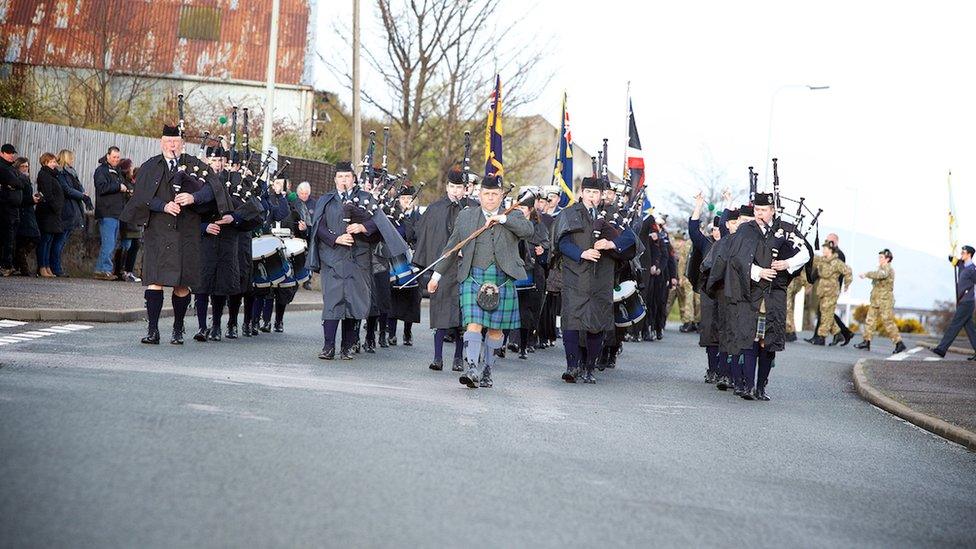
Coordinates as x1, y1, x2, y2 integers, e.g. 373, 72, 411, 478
477, 281, 501, 311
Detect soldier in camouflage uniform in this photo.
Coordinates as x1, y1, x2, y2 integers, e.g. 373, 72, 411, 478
854, 249, 906, 353
784, 273, 810, 342
667, 233, 697, 332
808, 242, 851, 345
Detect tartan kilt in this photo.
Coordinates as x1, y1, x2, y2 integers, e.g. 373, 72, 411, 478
459, 264, 520, 330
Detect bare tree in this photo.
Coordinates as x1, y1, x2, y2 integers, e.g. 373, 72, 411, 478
665, 149, 746, 233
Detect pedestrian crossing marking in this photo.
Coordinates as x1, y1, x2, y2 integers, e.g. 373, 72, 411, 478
59, 324, 93, 331
887, 346, 930, 361
38, 328, 74, 334
0, 320, 28, 328
11, 332, 46, 338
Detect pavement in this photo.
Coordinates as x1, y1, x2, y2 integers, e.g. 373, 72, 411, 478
1, 312, 974, 548
0, 276, 321, 322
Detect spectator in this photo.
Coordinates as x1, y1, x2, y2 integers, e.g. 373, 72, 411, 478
116, 158, 142, 282
93, 145, 126, 280
13, 157, 40, 276
55, 149, 92, 277
35, 152, 65, 278
0, 143, 25, 276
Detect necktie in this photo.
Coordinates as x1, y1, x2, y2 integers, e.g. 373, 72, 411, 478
168, 159, 176, 172
590, 208, 596, 219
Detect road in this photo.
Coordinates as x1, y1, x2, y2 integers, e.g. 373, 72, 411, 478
1, 311, 974, 548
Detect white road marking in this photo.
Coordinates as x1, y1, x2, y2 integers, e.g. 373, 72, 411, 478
0, 320, 28, 328
887, 346, 931, 361
58, 324, 93, 331
0, 323, 94, 348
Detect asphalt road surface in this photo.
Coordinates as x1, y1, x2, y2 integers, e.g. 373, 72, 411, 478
1, 312, 974, 548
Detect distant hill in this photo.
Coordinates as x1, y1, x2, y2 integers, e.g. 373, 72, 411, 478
821, 226, 953, 310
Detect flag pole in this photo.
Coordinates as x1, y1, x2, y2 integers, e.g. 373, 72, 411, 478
623, 81, 630, 186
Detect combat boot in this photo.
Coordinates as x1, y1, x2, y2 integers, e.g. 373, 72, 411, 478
893, 341, 907, 354
808, 335, 826, 346
853, 340, 870, 350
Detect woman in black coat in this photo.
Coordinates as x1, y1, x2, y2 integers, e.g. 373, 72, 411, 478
56, 149, 92, 277
34, 153, 65, 278
12, 157, 40, 276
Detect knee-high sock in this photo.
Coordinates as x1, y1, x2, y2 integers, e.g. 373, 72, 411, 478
262, 297, 274, 323
453, 328, 464, 359
483, 335, 504, 372
243, 294, 254, 326
341, 319, 358, 349
584, 332, 602, 367
717, 352, 729, 378
757, 349, 775, 388
145, 289, 163, 333
227, 294, 242, 326
194, 293, 209, 330
251, 296, 264, 324
519, 328, 529, 352
706, 345, 719, 374
404, 322, 413, 339
274, 299, 286, 324
172, 293, 191, 330
323, 319, 339, 348
387, 317, 397, 339
211, 295, 227, 328
365, 315, 378, 343
378, 313, 388, 336
433, 328, 446, 362
463, 330, 482, 367
562, 329, 580, 369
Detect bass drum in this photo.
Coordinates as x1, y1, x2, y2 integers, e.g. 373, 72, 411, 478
279, 237, 309, 287
389, 250, 419, 289
613, 280, 646, 327
514, 271, 535, 291
252, 235, 291, 288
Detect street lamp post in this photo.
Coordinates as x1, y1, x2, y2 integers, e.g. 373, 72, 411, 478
764, 84, 830, 188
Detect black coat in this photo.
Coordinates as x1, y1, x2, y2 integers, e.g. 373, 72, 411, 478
93, 157, 126, 219
35, 166, 65, 234
16, 173, 39, 239
413, 196, 468, 329
0, 158, 24, 208
58, 167, 89, 231
120, 154, 231, 288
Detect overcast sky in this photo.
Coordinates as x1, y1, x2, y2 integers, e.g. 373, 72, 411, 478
315, 0, 976, 259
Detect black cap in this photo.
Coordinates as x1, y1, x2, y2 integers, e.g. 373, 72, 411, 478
400, 185, 417, 196
482, 174, 502, 189
162, 124, 181, 137
754, 192, 774, 206
1, 143, 17, 154
335, 161, 353, 173
581, 176, 604, 190
205, 146, 226, 158
878, 248, 893, 260
447, 169, 466, 185
725, 210, 740, 221
738, 204, 754, 217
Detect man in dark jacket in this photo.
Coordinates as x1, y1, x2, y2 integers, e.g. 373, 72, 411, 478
1, 143, 25, 276
120, 125, 230, 345
933, 245, 976, 358
93, 146, 127, 279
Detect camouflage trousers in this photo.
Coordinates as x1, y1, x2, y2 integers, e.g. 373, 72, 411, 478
785, 277, 804, 333
863, 299, 902, 342
816, 293, 841, 337
667, 278, 696, 323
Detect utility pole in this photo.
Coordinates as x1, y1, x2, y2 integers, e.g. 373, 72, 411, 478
351, 0, 362, 165
261, 0, 281, 156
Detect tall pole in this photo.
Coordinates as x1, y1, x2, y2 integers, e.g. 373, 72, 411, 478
351, 0, 362, 165
261, 0, 281, 155
622, 81, 630, 183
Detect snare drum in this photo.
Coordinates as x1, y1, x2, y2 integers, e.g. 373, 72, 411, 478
389, 251, 419, 288
252, 235, 290, 287
279, 237, 310, 287
514, 271, 535, 291
612, 280, 646, 327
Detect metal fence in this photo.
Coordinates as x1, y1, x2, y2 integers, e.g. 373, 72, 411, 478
0, 117, 335, 196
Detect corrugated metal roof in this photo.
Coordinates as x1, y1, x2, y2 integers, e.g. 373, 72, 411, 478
0, 0, 309, 85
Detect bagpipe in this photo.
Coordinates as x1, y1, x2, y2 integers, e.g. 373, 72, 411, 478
764, 158, 823, 245
589, 137, 646, 241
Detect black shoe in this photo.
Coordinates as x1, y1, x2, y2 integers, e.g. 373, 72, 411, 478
459, 366, 479, 388
386, 335, 396, 346
655, 330, 663, 340
429, 359, 443, 371
582, 369, 596, 384
893, 341, 907, 354
606, 353, 617, 369
507, 342, 519, 353
318, 347, 335, 360
364, 341, 376, 354
193, 328, 208, 342
689, 323, 699, 332
967, 354, 976, 361
208, 326, 221, 341
519, 349, 528, 359
479, 373, 493, 388
562, 365, 580, 383
785, 332, 797, 342
808, 335, 826, 346
353, 343, 361, 354
379, 333, 389, 348
526, 345, 535, 354
840, 331, 853, 346
274, 321, 284, 333
733, 386, 744, 397
803, 335, 816, 343
171, 328, 185, 345
705, 371, 716, 384
678, 322, 690, 333
716, 376, 730, 391
853, 340, 871, 350
932, 347, 946, 358
225, 324, 238, 339
754, 386, 770, 401
740, 388, 755, 400
640, 330, 652, 342
451, 357, 464, 372
141, 329, 160, 345
403, 336, 412, 346
340, 347, 354, 360
829, 333, 844, 346
494, 347, 506, 359
260, 320, 272, 333
250, 320, 261, 336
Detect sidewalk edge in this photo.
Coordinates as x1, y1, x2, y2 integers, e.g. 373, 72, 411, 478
852, 358, 976, 452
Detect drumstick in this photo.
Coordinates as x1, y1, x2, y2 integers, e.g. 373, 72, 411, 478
394, 187, 534, 290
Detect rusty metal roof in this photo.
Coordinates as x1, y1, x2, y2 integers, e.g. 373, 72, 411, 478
1, 0, 310, 85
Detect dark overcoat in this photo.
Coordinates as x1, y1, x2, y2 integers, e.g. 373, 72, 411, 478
35, 166, 65, 234
412, 196, 467, 329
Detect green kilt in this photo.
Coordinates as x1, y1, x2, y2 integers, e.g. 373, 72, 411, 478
459, 264, 521, 330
